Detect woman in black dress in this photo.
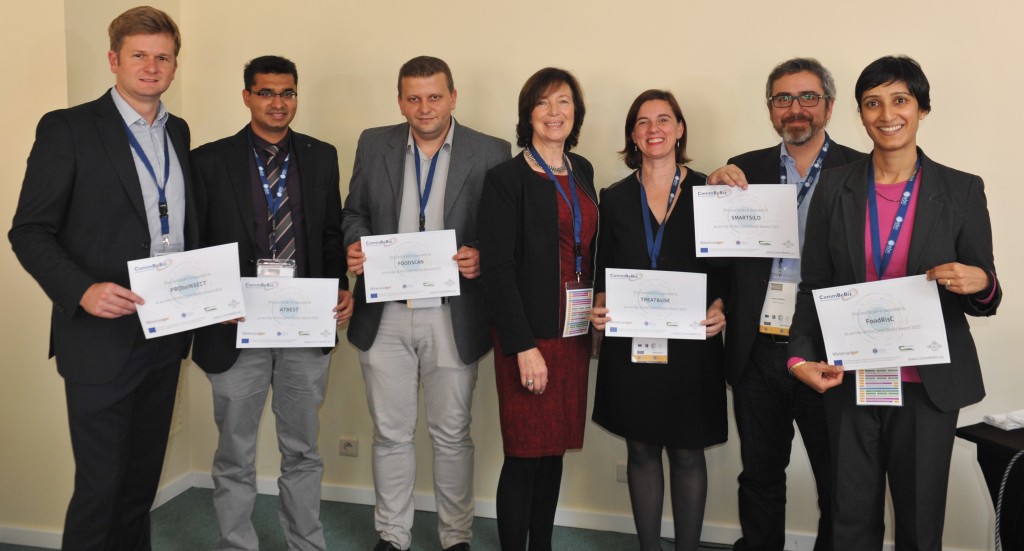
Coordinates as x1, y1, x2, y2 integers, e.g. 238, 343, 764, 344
590, 90, 728, 551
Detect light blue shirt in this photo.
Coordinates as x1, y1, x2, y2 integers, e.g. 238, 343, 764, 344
398, 120, 455, 234
772, 141, 823, 284
110, 88, 186, 253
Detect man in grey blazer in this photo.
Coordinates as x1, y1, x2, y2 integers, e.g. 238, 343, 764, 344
343, 56, 511, 551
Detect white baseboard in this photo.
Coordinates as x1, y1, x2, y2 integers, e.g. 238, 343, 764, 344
0, 472, 196, 550
187, 470, 803, 548
0, 525, 62, 549
0, 471, 984, 551
152, 470, 194, 509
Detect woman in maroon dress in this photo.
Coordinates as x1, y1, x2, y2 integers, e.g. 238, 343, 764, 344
479, 67, 598, 551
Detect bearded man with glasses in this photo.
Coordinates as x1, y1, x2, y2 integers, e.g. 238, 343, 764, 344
707, 58, 865, 551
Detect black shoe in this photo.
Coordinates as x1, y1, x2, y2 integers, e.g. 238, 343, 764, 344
373, 539, 407, 551
443, 544, 470, 551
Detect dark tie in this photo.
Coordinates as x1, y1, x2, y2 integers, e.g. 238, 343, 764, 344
265, 145, 295, 259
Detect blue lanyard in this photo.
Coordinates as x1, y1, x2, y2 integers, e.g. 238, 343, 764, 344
123, 120, 171, 236
413, 145, 440, 232
776, 134, 831, 272
638, 166, 681, 270
779, 133, 831, 208
867, 155, 921, 279
249, 134, 291, 226
528, 145, 583, 277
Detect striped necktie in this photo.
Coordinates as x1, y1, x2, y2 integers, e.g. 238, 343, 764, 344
265, 145, 295, 260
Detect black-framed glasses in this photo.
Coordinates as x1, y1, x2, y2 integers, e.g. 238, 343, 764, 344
250, 89, 298, 100
768, 93, 826, 108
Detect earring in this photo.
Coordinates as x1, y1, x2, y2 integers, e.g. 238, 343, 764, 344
634, 144, 638, 152
676, 139, 680, 148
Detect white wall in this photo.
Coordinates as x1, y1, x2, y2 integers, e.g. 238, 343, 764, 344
2, 1, 1020, 549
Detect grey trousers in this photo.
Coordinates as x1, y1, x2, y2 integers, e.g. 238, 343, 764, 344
208, 347, 330, 551
360, 302, 478, 550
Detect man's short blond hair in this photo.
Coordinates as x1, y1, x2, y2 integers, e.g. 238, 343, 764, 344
108, 6, 181, 56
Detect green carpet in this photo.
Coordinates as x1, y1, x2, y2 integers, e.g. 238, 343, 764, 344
1, 487, 732, 550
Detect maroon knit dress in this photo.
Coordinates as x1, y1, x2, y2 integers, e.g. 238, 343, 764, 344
493, 172, 598, 457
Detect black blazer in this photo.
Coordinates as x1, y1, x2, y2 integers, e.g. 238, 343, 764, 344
479, 152, 599, 355
789, 151, 1001, 411
190, 126, 346, 373
9, 91, 197, 384
722, 141, 866, 386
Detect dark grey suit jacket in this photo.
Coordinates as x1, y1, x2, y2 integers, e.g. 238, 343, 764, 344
789, 151, 1001, 411
9, 91, 197, 384
190, 126, 347, 374
342, 120, 511, 365
722, 141, 866, 386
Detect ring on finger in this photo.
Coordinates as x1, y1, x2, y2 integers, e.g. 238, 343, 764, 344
526, 380, 534, 388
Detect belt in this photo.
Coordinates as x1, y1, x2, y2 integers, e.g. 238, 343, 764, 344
391, 296, 451, 305
758, 332, 789, 345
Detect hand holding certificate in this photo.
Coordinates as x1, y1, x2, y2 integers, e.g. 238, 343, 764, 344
693, 184, 800, 258
237, 278, 339, 348
128, 243, 245, 338
361, 230, 461, 303
604, 268, 707, 340
812, 275, 950, 370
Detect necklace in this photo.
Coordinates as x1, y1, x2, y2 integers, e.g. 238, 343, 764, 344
525, 148, 567, 174
875, 186, 903, 203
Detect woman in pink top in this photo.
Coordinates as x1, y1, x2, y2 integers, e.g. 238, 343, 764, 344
787, 56, 1001, 550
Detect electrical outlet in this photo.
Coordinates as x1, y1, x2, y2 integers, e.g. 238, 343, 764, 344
339, 437, 359, 457
616, 462, 628, 483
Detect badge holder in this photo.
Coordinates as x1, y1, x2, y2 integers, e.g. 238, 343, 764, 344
855, 368, 903, 406
563, 280, 593, 337
152, 235, 184, 256
759, 280, 796, 336
257, 258, 296, 278
631, 337, 668, 364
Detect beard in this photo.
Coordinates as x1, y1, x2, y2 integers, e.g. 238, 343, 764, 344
775, 114, 822, 146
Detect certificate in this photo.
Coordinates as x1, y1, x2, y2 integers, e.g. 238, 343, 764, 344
236, 278, 339, 348
604, 268, 707, 340
128, 243, 245, 338
693, 184, 800, 258
361, 230, 460, 303
812, 275, 950, 370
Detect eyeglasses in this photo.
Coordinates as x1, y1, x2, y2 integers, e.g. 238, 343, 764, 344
250, 89, 298, 100
768, 93, 827, 108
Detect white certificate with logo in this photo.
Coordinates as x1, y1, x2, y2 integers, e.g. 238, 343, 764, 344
604, 268, 707, 340
361, 230, 460, 303
128, 243, 245, 338
693, 184, 800, 258
236, 277, 339, 348
812, 275, 950, 371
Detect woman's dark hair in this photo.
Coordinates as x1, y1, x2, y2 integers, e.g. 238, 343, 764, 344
855, 55, 931, 113
620, 89, 691, 169
515, 67, 586, 150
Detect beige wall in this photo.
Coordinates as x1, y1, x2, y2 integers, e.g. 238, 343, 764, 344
0, 0, 71, 536
2, 1, 1020, 549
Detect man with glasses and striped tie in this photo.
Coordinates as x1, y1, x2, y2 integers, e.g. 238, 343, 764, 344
190, 55, 352, 551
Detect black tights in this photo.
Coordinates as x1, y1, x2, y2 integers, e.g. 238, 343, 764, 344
627, 440, 707, 551
495, 455, 564, 551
